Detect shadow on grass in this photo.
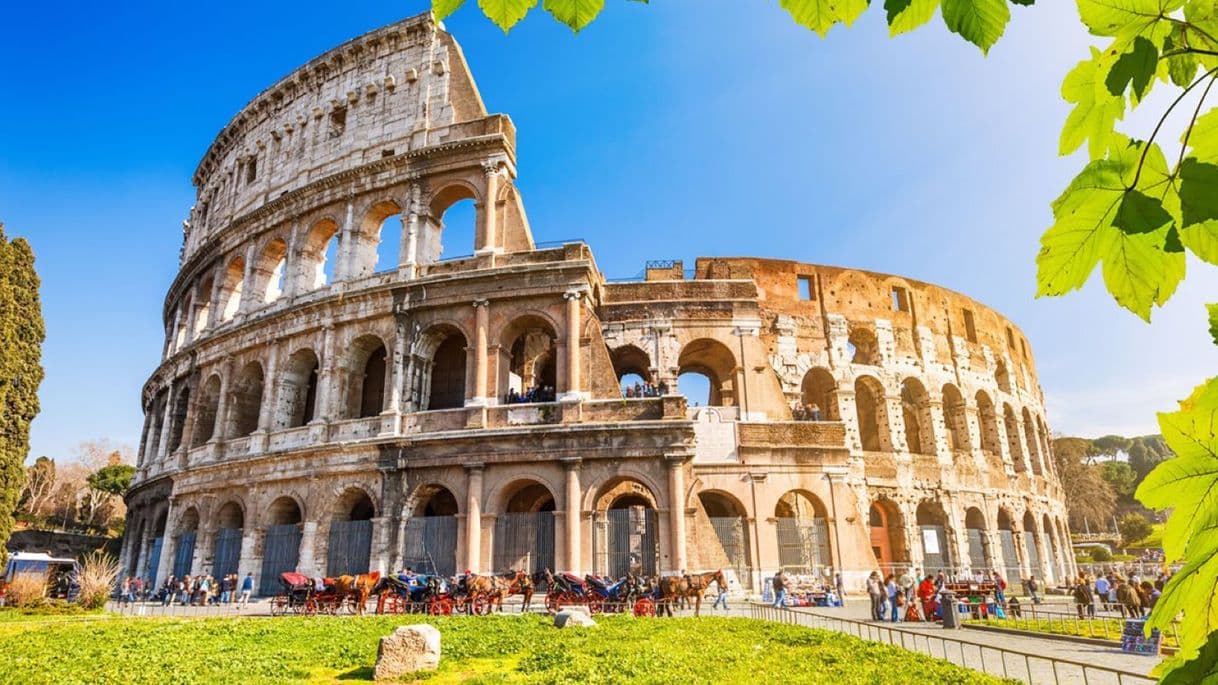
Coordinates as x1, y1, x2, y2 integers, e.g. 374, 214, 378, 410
336, 666, 374, 681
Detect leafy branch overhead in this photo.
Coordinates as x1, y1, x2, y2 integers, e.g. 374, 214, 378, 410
437, 1, 1218, 680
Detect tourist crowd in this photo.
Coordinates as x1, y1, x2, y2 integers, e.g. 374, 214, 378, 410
622, 381, 668, 398
1071, 570, 1167, 619
503, 386, 556, 404
790, 402, 822, 421
118, 572, 257, 606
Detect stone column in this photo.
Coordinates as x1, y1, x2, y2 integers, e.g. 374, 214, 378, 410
297, 521, 319, 577
155, 503, 176, 585
477, 162, 499, 254
469, 300, 489, 405
928, 399, 952, 464
381, 319, 407, 436
237, 243, 256, 315
313, 326, 336, 423
666, 457, 688, 573
562, 458, 582, 574
369, 516, 390, 575
253, 345, 279, 452
335, 200, 355, 282
399, 213, 419, 276
561, 290, 583, 401
207, 265, 225, 329
465, 464, 484, 572
212, 365, 232, 442
237, 529, 259, 582
155, 380, 176, 465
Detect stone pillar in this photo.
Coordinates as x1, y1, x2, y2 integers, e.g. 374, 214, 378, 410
155, 380, 176, 465
465, 464, 484, 572
253, 345, 279, 451
561, 290, 583, 401
335, 200, 355, 282
382, 320, 407, 434
928, 400, 952, 464
207, 265, 225, 329
400, 213, 419, 276
297, 521, 319, 577
238, 243, 256, 314
237, 529, 259, 581
666, 457, 688, 573
477, 162, 499, 254
211, 365, 232, 442
469, 300, 489, 405
155, 503, 176, 585
369, 516, 390, 575
314, 326, 336, 423
563, 458, 582, 574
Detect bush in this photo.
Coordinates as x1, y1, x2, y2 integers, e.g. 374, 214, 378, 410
4, 573, 46, 609
75, 551, 119, 610
1118, 512, 1154, 546
1090, 547, 1113, 562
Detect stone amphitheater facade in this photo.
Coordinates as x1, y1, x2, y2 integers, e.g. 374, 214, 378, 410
120, 13, 1074, 594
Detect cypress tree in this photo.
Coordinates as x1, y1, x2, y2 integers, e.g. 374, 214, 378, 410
0, 225, 45, 564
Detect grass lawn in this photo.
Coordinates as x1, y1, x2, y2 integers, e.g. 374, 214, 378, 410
0, 613, 1013, 684
967, 615, 1178, 649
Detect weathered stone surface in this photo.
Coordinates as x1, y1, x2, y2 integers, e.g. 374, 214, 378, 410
373, 624, 441, 680
554, 608, 597, 629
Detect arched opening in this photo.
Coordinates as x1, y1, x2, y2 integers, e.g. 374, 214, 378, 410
403, 486, 458, 577
964, 507, 991, 572
596, 479, 659, 578
800, 368, 838, 420
194, 277, 214, 336
493, 481, 556, 573
975, 391, 1001, 456
172, 507, 199, 579
847, 325, 880, 365
346, 335, 388, 419
219, 256, 244, 323
226, 362, 264, 438
167, 388, 190, 454
1042, 513, 1061, 583
145, 510, 168, 585
1022, 511, 1042, 581
365, 202, 404, 274
901, 378, 936, 455
610, 345, 656, 397
276, 349, 320, 429
417, 326, 467, 411
1003, 404, 1026, 472
774, 491, 832, 575
260, 497, 303, 594
500, 316, 557, 403
868, 498, 908, 570
677, 338, 738, 407
699, 491, 752, 587
253, 238, 288, 305
173, 297, 190, 352
995, 360, 1012, 394
191, 375, 222, 447
127, 518, 146, 577
942, 384, 971, 453
213, 501, 244, 580
296, 219, 340, 292
327, 488, 376, 577
916, 501, 954, 573
1022, 407, 1044, 476
146, 391, 167, 460
854, 376, 890, 452
426, 187, 478, 263
997, 509, 1021, 583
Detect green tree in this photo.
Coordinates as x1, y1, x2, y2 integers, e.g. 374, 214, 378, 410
18, 456, 56, 519
1053, 437, 1118, 529
0, 225, 45, 565
86, 464, 135, 497
1119, 511, 1155, 545
1092, 435, 1132, 459
1101, 460, 1139, 499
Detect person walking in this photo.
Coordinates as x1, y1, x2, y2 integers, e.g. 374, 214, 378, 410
885, 573, 901, 622
992, 570, 1007, 608
239, 572, 254, 607
771, 571, 788, 609
712, 575, 729, 612
1073, 574, 1094, 619
866, 571, 884, 621
1095, 573, 1110, 611
1027, 575, 1041, 605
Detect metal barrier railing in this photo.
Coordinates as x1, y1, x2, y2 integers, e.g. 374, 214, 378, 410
107, 600, 263, 618
969, 604, 1179, 649
748, 604, 1155, 685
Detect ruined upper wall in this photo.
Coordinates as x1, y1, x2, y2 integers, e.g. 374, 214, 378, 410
181, 13, 494, 262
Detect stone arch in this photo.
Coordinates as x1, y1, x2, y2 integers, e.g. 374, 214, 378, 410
325, 486, 376, 577
915, 500, 955, 572
276, 348, 320, 429
847, 324, 880, 365
499, 314, 559, 401
996, 507, 1022, 583
345, 334, 389, 419
1041, 512, 1061, 583
295, 217, 341, 292
1022, 407, 1044, 476
854, 375, 890, 452
212, 500, 245, 580
194, 275, 214, 336
171, 506, 201, 579
1022, 510, 1043, 580
995, 359, 1012, 394
353, 199, 404, 278
492, 479, 557, 573
964, 506, 992, 571
410, 483, 461, 517
416, 324, 468, 411
265, 495, 304, 526
167, 386, 191, 454
214, 500, 246, 529
1037, 415, 1054, 475
425, 182, 480, 263
260, 496, 304, 594
975, 390, 1002, 456
219, 256, 245, 323
941, 384, 971, 453
800, 367, 839, 420
1003, 403, 1026, 472
698, 490, 752, 583
593, 476, 661, 578
677, 338, 738, 407
403, 484, 459, 577
775, 490, 832, 574
868, 497, 909, 568
225, 361, 264, 438
251, 237, 289, 305
610, 344, 653, 388
900, 378, 936, 455
699, 489, 747, 517
191, 374, 222, 447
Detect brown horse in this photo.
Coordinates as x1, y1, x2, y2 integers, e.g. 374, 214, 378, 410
464, 573, 503, 614
334, 571, 381, 615
659, 570, 727, 617
501, 570, 534, 612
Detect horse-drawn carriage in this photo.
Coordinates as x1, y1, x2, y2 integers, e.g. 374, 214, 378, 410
270, 571, 381, 616
543, 571, 659, 615
374, 574, 462, 616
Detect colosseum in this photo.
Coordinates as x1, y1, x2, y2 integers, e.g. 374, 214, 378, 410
120, 12, 1073, 596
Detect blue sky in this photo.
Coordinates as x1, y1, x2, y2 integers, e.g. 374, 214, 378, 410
3, 1, 1215, 462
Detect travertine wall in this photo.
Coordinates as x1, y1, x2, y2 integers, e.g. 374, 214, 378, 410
122, 13, 1073, 596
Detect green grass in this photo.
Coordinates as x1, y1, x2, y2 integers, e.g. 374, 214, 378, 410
0, 613, 1013, 684
967, 615, 1178, 649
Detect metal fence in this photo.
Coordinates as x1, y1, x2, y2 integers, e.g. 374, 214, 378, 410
213, 528, 242, 579
401, 516, 457, 577
971, 604, 1179, 649
748, 604, 1155, 685
259, 524, 301, 595
172, 532, 195, 579
327, 520, 373, 577
493, 512, 555, 573
603, 507, 658, 578
709, 516, 752, 589
775, 518, 830, 574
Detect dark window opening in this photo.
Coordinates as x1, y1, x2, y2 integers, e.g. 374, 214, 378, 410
963, 309, 978, 343
891, 286, 910, 312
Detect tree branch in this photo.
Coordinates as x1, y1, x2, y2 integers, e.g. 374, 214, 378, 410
1131, 66, 1218, 189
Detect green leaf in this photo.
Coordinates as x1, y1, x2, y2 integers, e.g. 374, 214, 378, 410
885, 0, 938, 36
1146, 527, 1218, 667
1113, 188, 1173, 234
478, 0, 538, 31
1209, 303, 1218, 346
940, 0, 1009, 54
1060, 48, 1126, 157
1189, 108, 1218, 163
780, 0, 871, 36
543, 0, 605, 31
1104, 36, 1158, 100
1179, 159, 1218, 263
1163, 29, 1200, 87
432, 0, 468, 20
1159, 629, 1218, 684
1077, 0, 1183, 38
